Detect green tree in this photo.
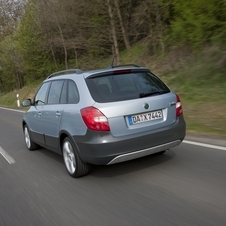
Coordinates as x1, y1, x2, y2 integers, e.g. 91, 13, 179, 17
0, 34, 24, 91
18, 0, 54, 82
128, 0, 170, 54
168, 0, 226, 47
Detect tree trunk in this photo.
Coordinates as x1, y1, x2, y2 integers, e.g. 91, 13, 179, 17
50, 43, 58, 68
57, 24, 68, 69
0, 76, 4, 92
155, 2, 165, 54
73, 46, 78, 67
107, 0, 120, 65
42, 0, 68, 69
114, 0, 131, 50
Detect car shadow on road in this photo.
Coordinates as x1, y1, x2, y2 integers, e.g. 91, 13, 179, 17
31, 147, 177, 178
34, 148, 64, 164
90, 150, 176, 178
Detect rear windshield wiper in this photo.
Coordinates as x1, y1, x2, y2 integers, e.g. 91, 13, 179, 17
139, 90, 169, 98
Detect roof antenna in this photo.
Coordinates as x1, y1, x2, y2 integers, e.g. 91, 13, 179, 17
108, 57, 114, 68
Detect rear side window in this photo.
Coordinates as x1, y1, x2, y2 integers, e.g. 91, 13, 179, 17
47, 80, 64, 104
46, 80, 79, 104
68, 80, 79, 104
86, 72, 170, 103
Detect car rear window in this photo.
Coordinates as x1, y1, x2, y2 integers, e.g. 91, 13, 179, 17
86, 72, 170, 103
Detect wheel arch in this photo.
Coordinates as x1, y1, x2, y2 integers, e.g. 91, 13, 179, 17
59, 130, 82, 157
22, 120, 26, 130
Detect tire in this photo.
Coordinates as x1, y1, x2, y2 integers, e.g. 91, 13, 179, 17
23, 125, 39, 151
62, 137, 90, 178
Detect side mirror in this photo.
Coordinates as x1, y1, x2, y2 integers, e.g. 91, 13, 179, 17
22, 99, 32, 107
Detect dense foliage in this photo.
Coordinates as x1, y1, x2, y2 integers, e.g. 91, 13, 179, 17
0, 0, 225, 92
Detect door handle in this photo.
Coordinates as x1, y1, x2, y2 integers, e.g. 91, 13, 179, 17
56, 111, 61, 117
38, 111, 42, 117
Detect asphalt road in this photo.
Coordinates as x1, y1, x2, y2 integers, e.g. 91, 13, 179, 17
0, 107, 226, 226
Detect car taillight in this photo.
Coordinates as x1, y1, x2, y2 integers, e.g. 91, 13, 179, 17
80, 107, 110, 131
176, 94, 183, 117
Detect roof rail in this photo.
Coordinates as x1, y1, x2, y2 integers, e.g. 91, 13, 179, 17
47, 69, 83, 79
110, 64, 141, 68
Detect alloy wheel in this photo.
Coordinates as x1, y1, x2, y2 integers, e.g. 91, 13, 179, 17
24, 126, 31, 149
63, 140, 76, 175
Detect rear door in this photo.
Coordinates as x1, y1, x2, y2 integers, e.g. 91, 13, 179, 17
42, 79, 80, 152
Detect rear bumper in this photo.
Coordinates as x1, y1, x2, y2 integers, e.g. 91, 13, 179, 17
107, 140, 181, 165
74, 116, 186, 165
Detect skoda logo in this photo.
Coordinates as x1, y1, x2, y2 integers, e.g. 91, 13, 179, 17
144, 103, 149, 109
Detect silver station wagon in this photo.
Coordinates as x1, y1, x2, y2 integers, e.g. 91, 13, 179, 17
22, 64, 186, 177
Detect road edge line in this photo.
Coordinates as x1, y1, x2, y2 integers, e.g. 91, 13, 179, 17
183, 140, 226, 151
0, 106, 25, 113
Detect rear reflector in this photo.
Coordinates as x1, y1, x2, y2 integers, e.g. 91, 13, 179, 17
80, 106, 110, 131
176, 94, 183, 117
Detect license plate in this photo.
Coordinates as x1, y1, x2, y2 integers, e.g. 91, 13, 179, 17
128, 110, 162, 125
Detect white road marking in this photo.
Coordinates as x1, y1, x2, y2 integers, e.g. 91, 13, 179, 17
0, 106, 25, 113
183, 140, 226, 151
0, 146, 16, 164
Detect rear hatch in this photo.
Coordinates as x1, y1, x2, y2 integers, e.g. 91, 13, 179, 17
85, 67, 178, 137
